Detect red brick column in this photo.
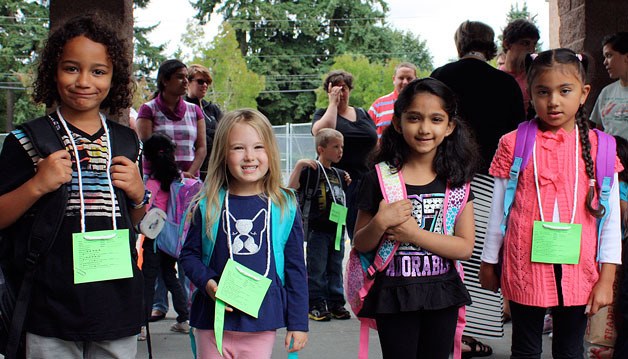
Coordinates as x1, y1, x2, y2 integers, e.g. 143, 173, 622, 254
557, 0, 628, 113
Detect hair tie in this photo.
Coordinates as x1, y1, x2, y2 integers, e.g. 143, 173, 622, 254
589, 179, 596, 187
576, 53, 583, 62
530, 53, 538, 60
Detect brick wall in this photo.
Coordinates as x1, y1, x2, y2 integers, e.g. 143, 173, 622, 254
556, 0, 628, 114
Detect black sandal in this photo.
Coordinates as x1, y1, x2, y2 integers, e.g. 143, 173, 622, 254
461, 336, 493, 359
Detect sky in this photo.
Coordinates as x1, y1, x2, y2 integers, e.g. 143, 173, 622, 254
134, 0, 550, 69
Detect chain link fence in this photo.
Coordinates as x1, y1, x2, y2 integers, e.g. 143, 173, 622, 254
272, 123, 316, 183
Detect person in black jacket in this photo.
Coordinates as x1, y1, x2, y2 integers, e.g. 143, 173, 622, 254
185, 64, 223, 180
431, 20, 526, 359
431, 20, 525, 173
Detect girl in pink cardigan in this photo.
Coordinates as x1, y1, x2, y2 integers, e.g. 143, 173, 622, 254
479, 49, 623, 358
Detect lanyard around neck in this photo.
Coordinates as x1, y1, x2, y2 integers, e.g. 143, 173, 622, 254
532, 125, 579, 223
224, 191, 272, 277
55, 108, 117, 232
316, 161, 344, 205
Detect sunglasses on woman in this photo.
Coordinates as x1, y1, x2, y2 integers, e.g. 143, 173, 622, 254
192, 78, 209, 86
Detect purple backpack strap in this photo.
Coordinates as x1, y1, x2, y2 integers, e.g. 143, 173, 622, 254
592, 129, 616, 263
501, 119, 538, 235
514, 119, 538, 170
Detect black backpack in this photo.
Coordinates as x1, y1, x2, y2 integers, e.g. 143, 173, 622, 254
0, 115, 139, 359
297, 166, 321, 240
297, 165, 346, 240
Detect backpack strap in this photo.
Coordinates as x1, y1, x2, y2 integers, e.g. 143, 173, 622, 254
365, 163, 406, 278
301, 166, 320, 241
107, 120, 141, 232
593, 129, 616, 263
502, 119, 538, 235
6, 117, 69, 359
441, 183, 471, 237
441, 182, 471, 359
354, 162, 406, 359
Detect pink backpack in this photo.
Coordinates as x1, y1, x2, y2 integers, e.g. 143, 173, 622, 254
156, 176, 203, 258
344, 162, 470, 359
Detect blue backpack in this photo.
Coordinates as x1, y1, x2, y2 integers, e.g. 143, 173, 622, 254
502, 119, 617, 261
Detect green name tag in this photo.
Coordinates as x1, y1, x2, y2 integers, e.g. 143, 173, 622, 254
215, 259, 272, 318
531, 221, 582, 264
214, 259, 272, 355
329, 202, 348, 225
72, 229, 133, 284
329, 202, 348, 251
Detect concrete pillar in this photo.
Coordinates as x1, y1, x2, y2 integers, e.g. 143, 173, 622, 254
49, 0, 134, 125
556, 0, 628, 113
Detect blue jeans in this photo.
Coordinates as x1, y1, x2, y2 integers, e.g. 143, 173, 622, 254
306, 230, 345, 308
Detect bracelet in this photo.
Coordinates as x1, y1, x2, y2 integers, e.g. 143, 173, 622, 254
129, 189, 151, 209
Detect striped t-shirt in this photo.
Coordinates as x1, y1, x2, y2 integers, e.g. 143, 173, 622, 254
10, 116, 141, 219
368, 91, 398, 138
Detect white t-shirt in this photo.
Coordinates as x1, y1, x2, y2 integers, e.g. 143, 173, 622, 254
591, 80, 628, 139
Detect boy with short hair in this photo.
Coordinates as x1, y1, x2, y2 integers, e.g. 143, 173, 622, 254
288, 128, 351, 321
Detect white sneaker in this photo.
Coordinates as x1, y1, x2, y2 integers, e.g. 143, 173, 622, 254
170, 321, 190, 334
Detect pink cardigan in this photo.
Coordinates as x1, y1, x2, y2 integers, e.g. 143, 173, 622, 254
490, 127, 622, 307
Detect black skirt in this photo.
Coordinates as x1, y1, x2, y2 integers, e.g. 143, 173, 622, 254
359, 266, 471, 318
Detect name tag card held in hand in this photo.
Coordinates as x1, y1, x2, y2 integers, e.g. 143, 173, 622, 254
214, 259, 272, 355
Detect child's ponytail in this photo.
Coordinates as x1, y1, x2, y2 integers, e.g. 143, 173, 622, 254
576, 107, 605, 218
144, 133, 179, 192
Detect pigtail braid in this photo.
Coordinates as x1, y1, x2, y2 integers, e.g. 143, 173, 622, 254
577, 106, 604, 218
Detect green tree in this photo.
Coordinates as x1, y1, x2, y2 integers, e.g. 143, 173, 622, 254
133, 21, 166, 79
314, 54, 431, 110
0, 1, 166, 131
190, 0, 432, 124
0, 0, 48, 130
184, 22, 265, 115
499, 1, 542, 52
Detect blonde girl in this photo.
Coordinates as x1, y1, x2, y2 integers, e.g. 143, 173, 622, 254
179, 109, 308, 359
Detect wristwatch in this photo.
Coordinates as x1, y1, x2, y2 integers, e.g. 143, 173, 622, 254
130, 189, 152, 209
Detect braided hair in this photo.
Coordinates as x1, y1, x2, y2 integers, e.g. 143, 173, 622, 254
526, 48, 603, 218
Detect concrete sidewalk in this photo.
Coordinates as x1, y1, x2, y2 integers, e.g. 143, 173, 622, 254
138, 238, 553, 358
137, 313, 553, 358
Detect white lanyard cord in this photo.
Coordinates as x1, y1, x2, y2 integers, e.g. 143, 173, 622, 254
316, 161, 345, 206
532, 125, 579, 224
224, 191, 271, 277
56, 108, 117, 232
